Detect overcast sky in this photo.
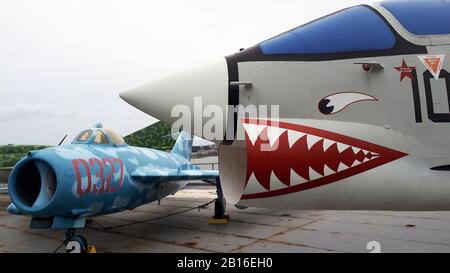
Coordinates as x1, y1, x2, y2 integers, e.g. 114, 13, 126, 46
0, 0, 372, 145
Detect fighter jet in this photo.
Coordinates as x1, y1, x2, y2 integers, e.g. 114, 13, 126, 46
6, 124, 218, 252
120, 1, 450, 211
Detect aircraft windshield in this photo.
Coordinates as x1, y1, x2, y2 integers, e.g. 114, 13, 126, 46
259, 5, 396, 55
94, 130, 110, 145
73, 129, 94, 143
72, 128, 127, 145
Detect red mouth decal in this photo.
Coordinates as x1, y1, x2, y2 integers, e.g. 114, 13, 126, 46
242, 119, 407, 199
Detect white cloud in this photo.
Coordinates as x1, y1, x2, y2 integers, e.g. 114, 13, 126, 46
0, 103, 49, 122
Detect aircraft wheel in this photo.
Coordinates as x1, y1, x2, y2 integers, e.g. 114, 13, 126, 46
65, 235, 88, 253
214, 197, 226, 219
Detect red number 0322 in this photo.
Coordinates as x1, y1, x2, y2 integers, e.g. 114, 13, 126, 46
72, 157, 124, 195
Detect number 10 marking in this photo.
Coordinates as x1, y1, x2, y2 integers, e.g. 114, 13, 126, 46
410, 69, 450, 123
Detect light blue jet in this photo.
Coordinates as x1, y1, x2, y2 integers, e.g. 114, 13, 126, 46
7, 124, 219, 252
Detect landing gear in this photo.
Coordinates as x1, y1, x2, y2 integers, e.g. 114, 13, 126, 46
214, 197, 226, 219
208, 178, 230, 224
64, 229, 88, 253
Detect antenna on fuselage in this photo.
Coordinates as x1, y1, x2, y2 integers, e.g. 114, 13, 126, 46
58, 135, 68, 146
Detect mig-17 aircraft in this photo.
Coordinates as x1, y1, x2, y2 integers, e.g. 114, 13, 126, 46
7, 124, 219, 252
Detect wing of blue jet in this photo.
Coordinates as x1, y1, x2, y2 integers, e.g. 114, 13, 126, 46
131, 167, 219, 184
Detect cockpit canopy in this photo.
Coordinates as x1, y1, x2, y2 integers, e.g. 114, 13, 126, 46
258, 1, 450, 56
381, 0, 450, 36
259, 5, 396, 55
72, 128, 127, 146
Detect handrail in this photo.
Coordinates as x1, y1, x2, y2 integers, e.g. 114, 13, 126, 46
192, 162, 219, 170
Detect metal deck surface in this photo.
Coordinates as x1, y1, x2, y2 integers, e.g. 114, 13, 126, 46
2, 185, 450, 253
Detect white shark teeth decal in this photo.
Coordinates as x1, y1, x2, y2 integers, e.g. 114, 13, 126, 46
351, 147, 361, 154
337, 162, 348, 172
243, 123, 266, 145
323, 165, 335, 176
323, 139, 335, 151
243, 124, 384, 158
308, 167, 323, 181
244, 124, 350, 154
266, 127, 286, 147
270, 171, 287, 191
288, 130, 305, 148
243, 120, 408, 198
306, 135, 322, 150
336, 142, 350, 153
351, 160, 361, 167
290, 169, 308, 186
244, 173, 269, 194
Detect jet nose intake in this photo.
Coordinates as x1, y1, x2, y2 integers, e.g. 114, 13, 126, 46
120, 58, 229, 137
8, 157, 57, 214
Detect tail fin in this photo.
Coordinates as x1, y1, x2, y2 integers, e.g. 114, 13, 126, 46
171, 131, 192, 161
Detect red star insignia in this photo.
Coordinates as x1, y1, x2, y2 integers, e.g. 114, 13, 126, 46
394, 59, 416, 81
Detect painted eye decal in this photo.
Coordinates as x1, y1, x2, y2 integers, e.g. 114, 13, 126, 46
318, 92, 378, 115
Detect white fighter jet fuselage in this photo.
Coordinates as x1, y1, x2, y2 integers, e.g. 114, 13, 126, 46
120, 1, 450, 211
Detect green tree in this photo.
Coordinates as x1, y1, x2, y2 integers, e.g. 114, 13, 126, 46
124, 121, 176, 150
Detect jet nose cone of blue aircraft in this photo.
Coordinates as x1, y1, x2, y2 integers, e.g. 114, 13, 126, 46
119, 58, 229, 135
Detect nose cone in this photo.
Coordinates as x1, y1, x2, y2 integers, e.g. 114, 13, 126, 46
120, 58, 229, 136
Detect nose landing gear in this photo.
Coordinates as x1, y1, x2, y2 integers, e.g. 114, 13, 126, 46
63, 229, 95, 253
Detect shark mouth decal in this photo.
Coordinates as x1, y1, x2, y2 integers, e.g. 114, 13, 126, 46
242, 119, 407, 199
